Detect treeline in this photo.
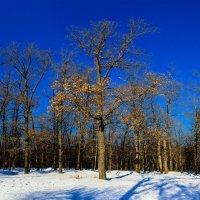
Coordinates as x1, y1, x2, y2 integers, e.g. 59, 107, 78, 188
0, 19, 199, 179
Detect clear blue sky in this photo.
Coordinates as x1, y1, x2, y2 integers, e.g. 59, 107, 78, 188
1, 0, 200, 78
0, 0, 199, 128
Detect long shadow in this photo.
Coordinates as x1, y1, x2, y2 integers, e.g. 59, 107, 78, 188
107, 172, 133, 181
157, 180, 200, 200
0, 170, 18, 176
160, 177, 200, 181
157, 182, 172, 200
168, 183, 200, 200
22, 187, 102, 200
119, 178, 151, 200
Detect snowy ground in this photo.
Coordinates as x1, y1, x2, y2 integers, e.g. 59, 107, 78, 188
0, 169, 200, 200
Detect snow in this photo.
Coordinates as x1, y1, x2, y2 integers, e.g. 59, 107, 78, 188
0, 169, 200, 200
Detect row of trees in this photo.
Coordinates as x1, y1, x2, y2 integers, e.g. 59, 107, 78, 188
0, 19, 199, 179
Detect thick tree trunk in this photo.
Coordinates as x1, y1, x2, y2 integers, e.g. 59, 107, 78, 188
96, 60, 107, 180
98, 121, 106, 179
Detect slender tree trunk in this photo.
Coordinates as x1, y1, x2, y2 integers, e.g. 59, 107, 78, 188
77, 146, 81, 170
108, 130, 112, 172
179, 148, 183, 173
77, 132, 84, 170
194, 135, 198, 175
36, 145, 40, 170
109, 144, 112, 172
194, 108, 199, 175
169, 140, 173, 171
24, 112, 30, 174
142, 145, 146, 172
58, 119, 63, 173
163, 103, 170, 174
12, 102, 20, 170
52, 90, 58, 170
157, 136, 163, 172
24, 80, 30, 174
94, 137, 98, 170
163, 133, 168, 174
77, 117, 85, 170
11, 103, 17, 170
76, 117, 82, 170
41, 150, 44, 171
2, 107, 7, 169
135, 130, 140, 173
150, 98, 163, 173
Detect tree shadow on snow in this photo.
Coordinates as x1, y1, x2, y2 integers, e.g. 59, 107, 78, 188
0, 170, 18, 175
119, 177, 200, 200
21, 176, 200, 200
107, 172, 133, 181
164, 183, 200, 200
22, 187, 107, 200
119, 178, 151, 200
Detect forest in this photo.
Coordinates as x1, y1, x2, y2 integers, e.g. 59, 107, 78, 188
0, 19, 199, 181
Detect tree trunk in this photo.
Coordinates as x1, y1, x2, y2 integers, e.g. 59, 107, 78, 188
157, 136, 163, 172
58, 120, 63, 173
96, 60, 106, 180
94, 137, 98, 170
163, 103, 170, 174
2, 107, 7, 169
179, 148, 183, 173
77, 117, 85, 170
135, 130, 140, 173
163, 135, 168, 174
24, 112, 30, 174
169, 140, 173, 171
108, 131, 112, 172
98, 121, 106, 179
194, 108, 199, 175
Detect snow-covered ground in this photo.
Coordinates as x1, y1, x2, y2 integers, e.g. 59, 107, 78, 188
0, 169, 200, 200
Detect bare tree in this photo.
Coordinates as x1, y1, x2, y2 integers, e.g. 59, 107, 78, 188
67, 19, 154, 179
1, 43, 51, 173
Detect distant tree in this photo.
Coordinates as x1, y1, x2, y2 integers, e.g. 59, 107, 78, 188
0, 73, 15, 169
1, 43, 51, 173
193, 106, 200, 174
158, 72, 181, 173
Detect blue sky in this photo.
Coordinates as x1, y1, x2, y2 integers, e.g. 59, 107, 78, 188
1, 0, 200, 80
0, 0, 199, 129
